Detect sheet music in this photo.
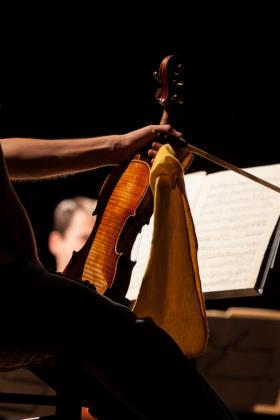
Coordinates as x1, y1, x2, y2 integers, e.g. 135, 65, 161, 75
127, 164, 280, 300
193, 164, 280, 294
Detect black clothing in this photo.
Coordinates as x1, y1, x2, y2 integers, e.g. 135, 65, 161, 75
0, 261, 238, 419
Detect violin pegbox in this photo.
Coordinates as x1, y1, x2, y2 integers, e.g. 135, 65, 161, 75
153, 55, 185, 110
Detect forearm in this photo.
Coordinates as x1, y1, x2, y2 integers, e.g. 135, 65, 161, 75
0, 135, 126, 179
0, 125, 182, 180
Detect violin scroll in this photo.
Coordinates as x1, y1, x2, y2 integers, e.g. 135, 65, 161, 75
153, 55, 185, 124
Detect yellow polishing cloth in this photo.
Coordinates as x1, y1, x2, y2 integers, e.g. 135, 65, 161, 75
133, 144, 208, 357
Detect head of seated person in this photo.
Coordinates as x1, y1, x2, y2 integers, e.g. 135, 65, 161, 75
48, 196, 97, 272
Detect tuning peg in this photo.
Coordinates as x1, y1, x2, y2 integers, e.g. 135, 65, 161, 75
171, 94, 184, 105
176, 63, 184, 72
172, 79, 184, 87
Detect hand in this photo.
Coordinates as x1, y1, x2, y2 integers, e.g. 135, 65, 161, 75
123, 125, 182, 161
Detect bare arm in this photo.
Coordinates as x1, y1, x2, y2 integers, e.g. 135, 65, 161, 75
0, 145, 40, 263
1, 125, 182, 180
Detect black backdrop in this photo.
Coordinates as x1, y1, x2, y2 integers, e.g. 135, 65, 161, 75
1, 16, 279, 419
1, 21, 279, 308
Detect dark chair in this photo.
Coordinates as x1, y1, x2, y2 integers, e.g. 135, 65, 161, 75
0, 350, 84, 419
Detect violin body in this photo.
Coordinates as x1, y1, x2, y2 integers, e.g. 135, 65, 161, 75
64, 155, 153, 304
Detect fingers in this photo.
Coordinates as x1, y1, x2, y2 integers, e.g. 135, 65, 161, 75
147, 125, 183, 162
151, 124, 182, 140
147, 141, 163, 159
151, 142, 162, 151
147, 149, 157, 159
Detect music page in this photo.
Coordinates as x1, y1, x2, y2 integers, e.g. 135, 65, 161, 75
193, 164, 280, 297
127, 164, 280, 300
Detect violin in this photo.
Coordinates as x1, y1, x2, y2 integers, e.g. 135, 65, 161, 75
64, 54, 280, 306
63, 55, 185, 304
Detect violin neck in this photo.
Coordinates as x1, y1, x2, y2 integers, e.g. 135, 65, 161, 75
160, 110, 169, 125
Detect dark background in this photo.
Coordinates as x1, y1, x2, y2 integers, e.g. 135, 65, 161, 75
1, 22, 279, 268
0, 12, 279, 419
